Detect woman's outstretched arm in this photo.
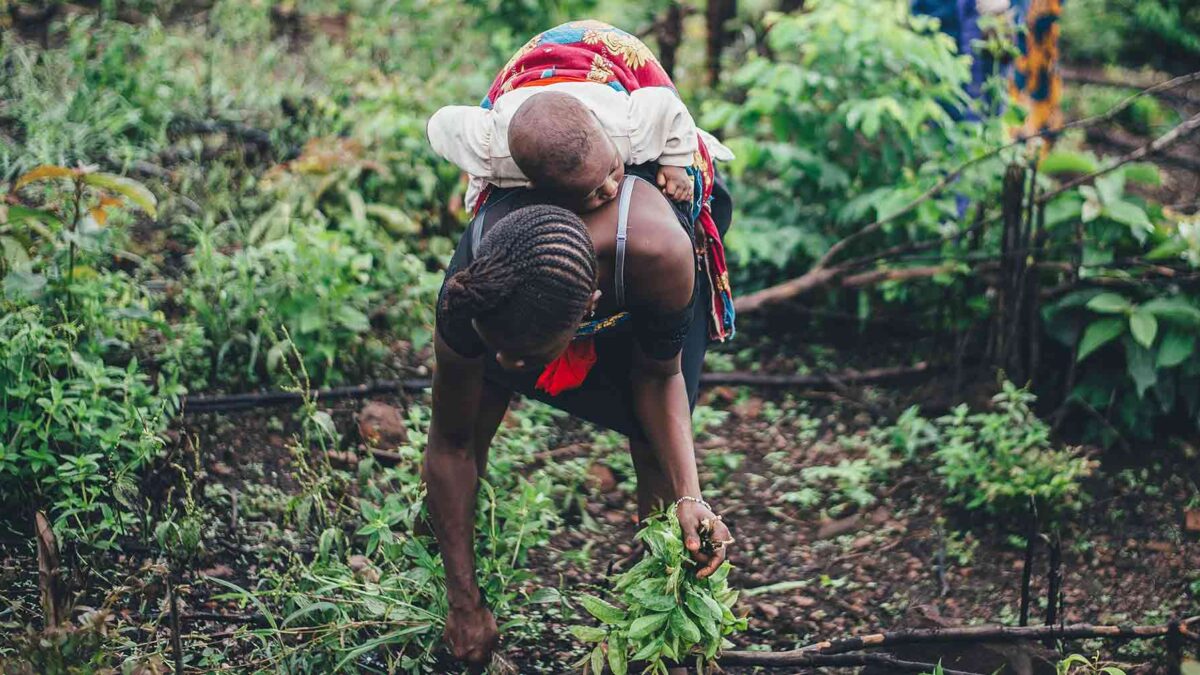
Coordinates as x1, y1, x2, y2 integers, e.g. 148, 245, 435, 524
424, 333, 496, 670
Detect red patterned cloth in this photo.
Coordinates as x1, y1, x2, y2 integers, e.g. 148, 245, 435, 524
475, 20, 735, 395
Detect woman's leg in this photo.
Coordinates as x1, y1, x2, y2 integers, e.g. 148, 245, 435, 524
472, 379, 512, 479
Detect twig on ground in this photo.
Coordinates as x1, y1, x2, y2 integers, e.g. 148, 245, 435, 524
794, 620, 1199, 655
718, 650, 982, 673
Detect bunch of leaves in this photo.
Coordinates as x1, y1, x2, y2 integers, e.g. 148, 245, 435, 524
571, 506, 745, 675
1044, 287, 1200, 443
1061, 84, 1180, 137
703, 0, 1005, 285
923, 381, 1097, 519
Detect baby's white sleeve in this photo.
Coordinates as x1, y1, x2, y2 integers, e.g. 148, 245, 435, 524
976, 0, 1010, 15
628, 88, 698, 167
426, 106, 496, 179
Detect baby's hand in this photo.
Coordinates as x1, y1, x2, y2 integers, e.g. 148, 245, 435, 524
657, 165, 694, 204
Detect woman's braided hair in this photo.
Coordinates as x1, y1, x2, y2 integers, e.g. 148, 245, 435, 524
442, 204, 597, 344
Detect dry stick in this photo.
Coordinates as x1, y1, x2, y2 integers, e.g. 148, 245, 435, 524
168, 578, 184, 674
717, 651, 981, 673
1045, 531, 1062, 636
734, 70, 1200, 315
1019, 499, 1039, 627
1038, 110, 1200, 205
787, 620, 1199, 656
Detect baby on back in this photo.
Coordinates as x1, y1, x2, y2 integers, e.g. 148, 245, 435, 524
427, 82, 732, 214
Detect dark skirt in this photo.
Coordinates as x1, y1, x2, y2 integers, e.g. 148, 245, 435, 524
440, 165, 732, 440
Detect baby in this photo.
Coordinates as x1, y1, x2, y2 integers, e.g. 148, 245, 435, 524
427, 82, 731, 214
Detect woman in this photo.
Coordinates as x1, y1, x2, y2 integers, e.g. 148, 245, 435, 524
423, 22, 736, 670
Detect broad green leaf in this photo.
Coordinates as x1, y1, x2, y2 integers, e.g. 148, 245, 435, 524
627, 612, 671, 639
15, 165, 75, 189
1086, 293, 1132, 314
1038, 150, 1097, 175
334, 305, 370, 332
528, 587, 562, 604
578, 595, 627, 626
1141, 297, 1200, 326
1129, 309, 1158, 348
1156, 330, 1195, 368
670, 608, 702, 645
569, 626, 608, 643
1104, 200, 1152, 239
1124, 339, 1157, 399
281, 601, 338, 628
1077, 317, 1125, 362
608, 633, 628, 675
82, 172, 158, 218
590, 644, 605, 675
1122, 162, 1160, 186
631, 637, 664, 661
1145, 237, 1188, 261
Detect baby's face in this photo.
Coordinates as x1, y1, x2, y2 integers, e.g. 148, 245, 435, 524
558, 135, 625, 213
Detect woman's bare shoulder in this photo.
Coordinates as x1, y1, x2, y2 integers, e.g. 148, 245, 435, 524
624, 179, 694, 311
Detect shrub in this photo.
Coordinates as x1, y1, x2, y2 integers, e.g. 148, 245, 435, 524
703, 0, 1003, 286
184, 221, 437, 387
0, 305, 174, 544
923, 382, 1096, 518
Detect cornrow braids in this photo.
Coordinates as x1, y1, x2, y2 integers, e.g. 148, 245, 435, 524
441, 204, 597, 345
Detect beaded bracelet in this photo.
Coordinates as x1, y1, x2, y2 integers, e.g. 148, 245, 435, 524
675, 495, 712, 511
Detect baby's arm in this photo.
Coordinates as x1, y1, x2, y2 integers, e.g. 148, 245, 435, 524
426, 106, 496, 178
657, 165, 694, 204
629, 88, 700, 203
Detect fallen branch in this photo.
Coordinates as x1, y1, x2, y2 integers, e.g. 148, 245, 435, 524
795, 620, 1199, 656
1085, 130, 1200, 173
718, 650, 982, 673
1039, 110, 1200, 204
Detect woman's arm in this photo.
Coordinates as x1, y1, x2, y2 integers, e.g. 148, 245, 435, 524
423, 332, 497, 668
625, 182, 732, 577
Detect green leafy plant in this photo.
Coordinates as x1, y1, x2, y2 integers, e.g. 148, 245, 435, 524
571, 506, 746, 675
923, 382, 1097, 518
1057, 653, 1127, 675
704, 0, 1003, 283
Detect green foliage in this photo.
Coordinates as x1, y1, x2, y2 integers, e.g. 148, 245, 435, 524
1060, 0, 1200, 72
704, 0, 1002, 282
215, 400, 574, 671
571, 506, 746, 675
1057, 653, 1128, 675
900, 382, 1096, 519
0, 305, 173, 544
184, 220, 437, 387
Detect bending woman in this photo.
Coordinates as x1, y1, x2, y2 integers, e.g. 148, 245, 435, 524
425, 162, 734, 668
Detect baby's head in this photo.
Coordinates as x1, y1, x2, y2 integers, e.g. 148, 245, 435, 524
508, 91, 625, 213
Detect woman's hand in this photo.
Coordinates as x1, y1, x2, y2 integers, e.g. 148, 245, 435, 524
676, 498, 733, 578
444, 601, 499, 673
